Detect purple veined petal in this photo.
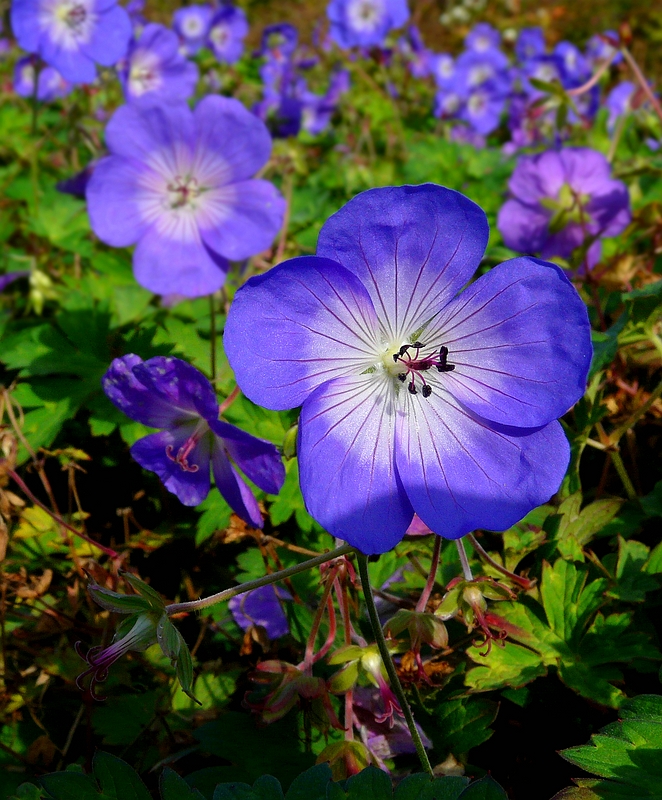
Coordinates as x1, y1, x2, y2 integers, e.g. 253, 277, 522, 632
79, 4, 132, 67
209, 419, 285, 495
86, 156, 151, 247
496, 198, 550, 254
425, 257, 591, 427
102, 354, 202, 427
224, 256, 383, 411
395, 390, 570, 539
132, 225, 228, 297
192, 95, 274, 184
228, 584, 291, 639
129, 355, 219, 421
104, 103, 195, 163
316, 184, 489, 341
131, 426, 211, 506
298, 375, 414, 555
197, 179, 286, 261
211, 445, 264, 527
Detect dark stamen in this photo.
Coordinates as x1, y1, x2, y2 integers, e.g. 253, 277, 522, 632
397, 373, 407, 382
422, 385, 432, 398
408, 382, 417, 394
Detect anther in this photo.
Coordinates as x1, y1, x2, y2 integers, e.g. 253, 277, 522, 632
408, 382, 417, 395
422, 385, 432, 398
397, 373, 407, 382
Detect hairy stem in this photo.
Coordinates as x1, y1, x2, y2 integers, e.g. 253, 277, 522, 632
467, 534, 535, 590
166, 543, 354, 615
456, 537, 474, 581
357, 553, 434, 779
415, 535, 442, 612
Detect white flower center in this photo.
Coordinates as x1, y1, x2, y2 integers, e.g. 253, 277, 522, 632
348, 0, 383, 32
129, 51, 162, 96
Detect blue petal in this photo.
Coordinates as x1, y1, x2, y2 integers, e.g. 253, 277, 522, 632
210, 419, 285, 495
225, 256, 381, 411
130, 356, 219, 422
131, 426, 211, 506
298, 375, 414, 555
316, 184, 488, 341
211, 445, 264, 527
395, 389, 570, 538
427, 257, 592, 428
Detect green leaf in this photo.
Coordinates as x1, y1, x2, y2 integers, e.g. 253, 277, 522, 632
11, 785, 46, 800
40, 752, 151, 800
284, 764, 333, 800
557, 694, 662, 798
160, 768, 206, 800
393, 775, 470, 800
123, 573, 166, 610
458, 775, 509, 799
605, 538, 660, 602
589, 315, 627, 379
39, 773, 99, 800
345, 766, 392, 799
92, 692, 158, 746
430, 697, 498, 757
87, 585, 153, 615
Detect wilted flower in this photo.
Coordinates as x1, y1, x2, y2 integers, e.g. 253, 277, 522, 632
327, 0, 409, 50
225, 184, 592, 554
11, 0, 131, 84
229, 584, 291, 639
86, 96, 285, 297
119, 23, 198, 105
102, 354, 285, 525
498, 148, 632, 269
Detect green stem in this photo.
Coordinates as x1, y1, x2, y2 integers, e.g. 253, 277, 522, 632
209, 294, 217, 382
610, 449, 638, 501
609, 374, 662, 444
456, 537, 474, 581
166, 543, 354, 615
357, 553, 434, 779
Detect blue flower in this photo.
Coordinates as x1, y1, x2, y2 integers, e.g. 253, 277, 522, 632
86, 96, 285, 297
207, 5, 248, 64
172, 4, 212, 55
119, 23, 198, 106
327, 0, 409, 50
13, 55, 71, 102
225, 185, 592, 554
229, 585, 291, 639
102, 355, 285, 527
11, 0, 131, 84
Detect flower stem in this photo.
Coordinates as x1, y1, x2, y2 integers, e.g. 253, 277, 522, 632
609, 449, 638, 501
209, 294, 217, 382
356, 553, 434, 779
415, 535, 442, 613
165, 543, 354, 615
466, 534, 535, 590
456, 537, 474, 581
621, 46, 662, 124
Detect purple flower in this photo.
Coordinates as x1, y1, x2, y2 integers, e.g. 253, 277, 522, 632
605, 81, 636, 132
13, 55, 72, 101
86, 96, 285, 297
119, 23, 198, 106
173, 4, 212, 55
497, 148, 632, 269
515, 27, 545, 63
586, 31, 622, 66
11, 0, 131, 84
327, 0, 409, 50
229, 585, 291, 639
102, 355, 285, 525
460, 85, 506, 135
259, 23, 298, 60
430, 52, 455, 90
454, 49, 510, 98
225, 185, 592, 554
398, 25, 430, 78
0, 271, 30, 291
207, 5, 248, 64
465, 23, 501, 54
554, 41, 590, 88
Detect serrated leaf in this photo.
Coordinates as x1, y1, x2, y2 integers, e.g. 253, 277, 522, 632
431, 697, 498, 757
160, 768, 206, 800
394, 774, 470, 800
93, 751, 152, 800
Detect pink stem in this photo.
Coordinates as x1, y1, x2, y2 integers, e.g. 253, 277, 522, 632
415, 535, 442, 613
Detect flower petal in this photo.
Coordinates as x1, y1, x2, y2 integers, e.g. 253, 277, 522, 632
133, 225, 228, 297
225, 256, 382, 411
131, 427, 211, 506
129, 355, 219, 421
86, 156, 150, 247
198, 179, 286, 261
316, 184, 488, 340
104, 103, 194, 163
79, 5, 132, 67
210, 419, 285, 495
395, 390, 569, 538
298, 375, 414, 554
427, 257, 591, 427
192, 95, 273, 183
211, 446, 263, 527
103, 354, 194, 427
